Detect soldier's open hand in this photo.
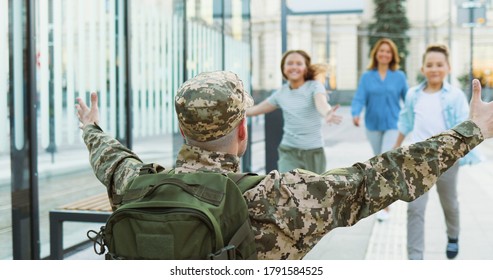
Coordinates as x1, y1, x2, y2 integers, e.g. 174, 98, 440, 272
469, 79, 493, 139
75, 92, 100, 129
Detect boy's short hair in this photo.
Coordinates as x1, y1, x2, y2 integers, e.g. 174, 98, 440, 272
423, 44, 450, 65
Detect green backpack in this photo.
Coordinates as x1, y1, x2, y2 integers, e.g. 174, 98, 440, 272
89, 166, 264, 260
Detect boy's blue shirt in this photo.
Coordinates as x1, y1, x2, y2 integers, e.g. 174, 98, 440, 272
398, 80, 482, 165
351, 69, 408, 130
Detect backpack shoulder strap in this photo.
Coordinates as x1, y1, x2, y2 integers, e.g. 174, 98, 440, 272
227, 173, 265, 193
112, 164, 171, 205
138, 163, 167, 175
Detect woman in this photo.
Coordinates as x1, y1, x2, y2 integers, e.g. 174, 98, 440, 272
351, 38, 409, 221
247, 50, 341, 174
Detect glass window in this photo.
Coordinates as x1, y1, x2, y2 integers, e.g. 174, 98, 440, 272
35, 0, 128, 259
474, 43, 493, 88
2, 0, 252, 259
187, 0, 223, 78
129, 0, 184, 169
224, 0, 251, 86
0, 0, 12, 260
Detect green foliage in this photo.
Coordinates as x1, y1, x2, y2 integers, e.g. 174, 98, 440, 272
457, 72, 488, 91
457, 72, 470, 91
368, 0, 410, 72
416, 72, 425, 84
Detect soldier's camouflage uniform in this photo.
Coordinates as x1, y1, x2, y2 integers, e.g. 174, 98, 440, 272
81, 70, 484, 260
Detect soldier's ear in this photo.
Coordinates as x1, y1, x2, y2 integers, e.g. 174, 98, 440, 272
237, 118, 247, 141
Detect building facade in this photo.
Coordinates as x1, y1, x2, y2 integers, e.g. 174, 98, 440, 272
251, 0, 493, 94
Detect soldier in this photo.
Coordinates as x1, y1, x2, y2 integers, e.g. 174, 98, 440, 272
76, 71, 492, 260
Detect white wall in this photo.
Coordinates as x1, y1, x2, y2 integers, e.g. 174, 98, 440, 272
251, 0, 361, 90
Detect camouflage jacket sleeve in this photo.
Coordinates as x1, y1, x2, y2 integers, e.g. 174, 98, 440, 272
82, 124, 145, 208
245, 121, 483, 260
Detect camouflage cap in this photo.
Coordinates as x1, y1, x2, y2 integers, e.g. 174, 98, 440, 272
175, 71, 254, 142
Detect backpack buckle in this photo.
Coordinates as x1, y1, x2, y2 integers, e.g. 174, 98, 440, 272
87, 227, 106, 255
208, 245, 236, 260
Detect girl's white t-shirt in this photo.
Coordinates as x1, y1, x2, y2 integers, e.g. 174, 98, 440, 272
411, 90, 447, 143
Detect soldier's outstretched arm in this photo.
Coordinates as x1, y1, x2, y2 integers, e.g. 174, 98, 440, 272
334, 79, 488, 221
219, 80, 490, 260
76, 92, 145, 208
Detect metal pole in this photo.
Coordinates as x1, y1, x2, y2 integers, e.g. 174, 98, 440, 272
326, 15, 330, 63
242, 0, 252, 173
10, 0, 40, 259
448, 0, 452, 83
47, 0, 56, 161
27, 0, 40, 260
124, 0, 133, 149
469, 2, 474, 97
264, 0, 288, 172
281, 0, 287, 53
470, 26, 474, 96
182, 0, 187, 82
425, 0, 429, 46
172, 0, 187, 166
221, 0, 225, 70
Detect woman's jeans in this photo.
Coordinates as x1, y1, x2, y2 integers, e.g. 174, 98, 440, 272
365, 129, 399, 155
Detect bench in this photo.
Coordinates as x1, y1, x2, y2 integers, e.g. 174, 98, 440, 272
49, 193, 112, 260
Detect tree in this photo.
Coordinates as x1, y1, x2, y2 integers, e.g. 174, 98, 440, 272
368, 0, 410, 72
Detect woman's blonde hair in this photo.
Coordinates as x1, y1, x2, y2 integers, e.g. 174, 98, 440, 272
367, 38, 400, 71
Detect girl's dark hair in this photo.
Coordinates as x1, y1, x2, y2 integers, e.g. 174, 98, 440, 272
423, 44, 450, 65
280, 50, 314, 80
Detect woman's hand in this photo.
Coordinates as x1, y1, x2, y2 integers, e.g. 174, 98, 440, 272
352, 116, 360, 127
